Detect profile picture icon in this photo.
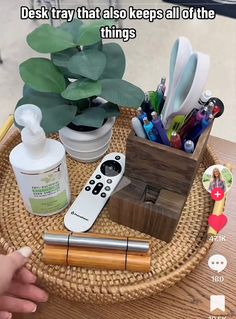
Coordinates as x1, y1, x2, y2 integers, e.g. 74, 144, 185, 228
202, 164, 233, 194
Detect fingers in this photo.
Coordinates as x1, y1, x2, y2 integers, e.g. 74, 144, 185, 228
7, 282, 48, 303
0, 296, 36, 313
14, 267, 37, 284
0, 312, 12, 319
0, 248, 32, 295
7, 247, 32, 274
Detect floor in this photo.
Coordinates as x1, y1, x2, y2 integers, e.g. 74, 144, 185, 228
0, 0, 236, 142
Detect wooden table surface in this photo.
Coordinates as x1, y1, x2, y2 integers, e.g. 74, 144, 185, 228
1, 133, 235, 319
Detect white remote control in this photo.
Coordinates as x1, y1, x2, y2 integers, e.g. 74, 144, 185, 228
64, 152, 125, 232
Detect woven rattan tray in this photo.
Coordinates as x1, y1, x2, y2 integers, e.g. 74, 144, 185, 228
0, 109, 219, 304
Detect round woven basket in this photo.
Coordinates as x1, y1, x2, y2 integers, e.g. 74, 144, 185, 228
0, 109, 219, 304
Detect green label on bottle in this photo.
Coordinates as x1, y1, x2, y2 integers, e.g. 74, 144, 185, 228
29, 190, 68, 215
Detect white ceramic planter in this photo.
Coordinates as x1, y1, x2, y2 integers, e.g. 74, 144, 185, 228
59, 117, 116, 162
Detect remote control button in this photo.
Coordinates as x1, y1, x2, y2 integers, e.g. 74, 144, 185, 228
105, 186, 111, 191
115, 155, 121, 160
92, 182, 103, 195
101, 193, 106, 198
100, 160, 122, 177
85, 186, 91, 191
89, 180, 95, 185
107, 179, 112, 184
95, 174, 101, 179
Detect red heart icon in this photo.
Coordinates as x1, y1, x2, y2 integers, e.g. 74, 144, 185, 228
208, 214, 228, 232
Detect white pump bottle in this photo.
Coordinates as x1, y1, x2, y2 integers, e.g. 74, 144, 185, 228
9, 104, 71, 216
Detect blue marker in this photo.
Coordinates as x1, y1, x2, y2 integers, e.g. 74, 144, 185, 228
184, 140, 195, 153
137, 107, 147, 124
151, 112, 170, 146
143, 117, 158, 142
187, 114, 213, 143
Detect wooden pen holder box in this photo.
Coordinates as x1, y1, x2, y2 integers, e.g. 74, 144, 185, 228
109, 124, 212, 242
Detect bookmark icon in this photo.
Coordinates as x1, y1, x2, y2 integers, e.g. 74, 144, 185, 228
210, 295, 225, 313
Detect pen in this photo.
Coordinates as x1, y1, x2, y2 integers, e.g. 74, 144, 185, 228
184, 140, 195, 153
196, 106, 208, 122
141, 93, 153, 120
167, 115, 185, 139
0, 115, 14, 142
137, 107, 147, 124
197, 90, 212, 109
187, 114, 213, 143
151, 112, 170, 146
156, 77, 166, 114
212, 105, 221, 117
207, 97, 224, 118
148, 91, 159, 114
170, 131, 182, 149
143, 117, 158, 142
178, 108, 198, 140
132, 117, 147, 139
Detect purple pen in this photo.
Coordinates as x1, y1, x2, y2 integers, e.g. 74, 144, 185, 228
196, 106, 208, 122
151, 112, 170, 146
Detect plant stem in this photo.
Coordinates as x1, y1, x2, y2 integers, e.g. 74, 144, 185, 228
88, 97, 92, 108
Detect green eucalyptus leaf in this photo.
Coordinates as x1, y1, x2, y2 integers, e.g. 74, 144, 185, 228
61, 79, 102, 100
27, 24, 76, 53
58, 19, 83, 42
84, 40, 103, 51
15, 96, 77, 134
100, 102, 120, 118
72, 107, 106, 128
22, 84, 69, 105
76, 20, 114, 46
100, 43, 125, 79
51, 48, 78, 68
76, 98, 90, 110
51, 48, 84, 79
55, 65, 85, 80
68, 49, 106, 80
20, 58, 67, 93
100, 79, 145, 107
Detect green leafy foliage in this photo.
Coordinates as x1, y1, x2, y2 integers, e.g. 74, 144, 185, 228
16, 87, 77, 133
20, 58, 66, 93
100, 79, 145, 107
84, 41, 103, 51
100, 43, 125, 79
68, 49, 106, 80
100, 102, 120, 118
61, 79, 102, 100
58, 19, 83, 42
72, 107, 106, 128
76, 20, 114, 46
51, 48, 83, 79
16, 20, 145, 132
27, 24, 76, 53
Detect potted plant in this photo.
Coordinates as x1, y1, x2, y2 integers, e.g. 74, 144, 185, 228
16, 19, 145, 162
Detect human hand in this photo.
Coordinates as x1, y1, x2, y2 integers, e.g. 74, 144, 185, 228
0, 247, 48, 319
